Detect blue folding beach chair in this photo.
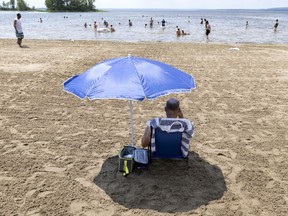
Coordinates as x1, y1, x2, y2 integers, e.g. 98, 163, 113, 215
149, 127, 189, 165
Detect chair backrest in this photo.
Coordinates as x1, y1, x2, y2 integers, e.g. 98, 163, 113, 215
153, 127, 183, 158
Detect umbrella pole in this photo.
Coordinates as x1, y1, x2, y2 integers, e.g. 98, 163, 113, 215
129, 100, 134, 146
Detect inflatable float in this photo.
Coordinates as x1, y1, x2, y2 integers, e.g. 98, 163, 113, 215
96, 28, 111, 33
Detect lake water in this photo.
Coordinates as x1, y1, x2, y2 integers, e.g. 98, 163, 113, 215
0, 9, 287, 44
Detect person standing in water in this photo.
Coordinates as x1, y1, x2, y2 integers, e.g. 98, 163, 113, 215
200, 18, 204, 24
13, 13, 24, 47
274, 19, 279, 31
129, 19, 133, 27
205, 20, 211, 41
150, 17, 154, 28
176, 28, 181, 36
161, 19, 166, 27
110, 25, 115, 32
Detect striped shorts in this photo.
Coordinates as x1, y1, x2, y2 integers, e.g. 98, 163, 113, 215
16, 32, 24, 39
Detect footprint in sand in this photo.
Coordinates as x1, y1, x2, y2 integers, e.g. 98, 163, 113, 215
0, 176, 17, 181
25, 208, 42, 216
0, 115, 9, 127
41, 147, 57, 156
75, 177, 94, 187
27, 172, 46, 181
9, 127, 18, 134
43, 164, 66, 173
68, 200, 115, 215
37, 191, 55, 198
56, 125, 70, 134
68, 200, 89, 215
21, 129, 37, 139
25, 189, 37, 198
2, 140, 29, 155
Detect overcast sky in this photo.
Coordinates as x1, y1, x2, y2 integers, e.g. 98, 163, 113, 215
26, 0, 287, 9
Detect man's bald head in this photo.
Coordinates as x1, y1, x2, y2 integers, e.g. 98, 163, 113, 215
165, 98, 182, 118
165, 98, 180, 111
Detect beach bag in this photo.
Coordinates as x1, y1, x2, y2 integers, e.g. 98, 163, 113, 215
118, 146, 149, 176
119, 146, 135, 176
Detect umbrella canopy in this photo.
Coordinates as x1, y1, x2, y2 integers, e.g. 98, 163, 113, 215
63, 55, 196, 145
63, 55, 195, 101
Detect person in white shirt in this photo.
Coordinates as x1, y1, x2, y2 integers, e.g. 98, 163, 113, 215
13, 13, 24, 47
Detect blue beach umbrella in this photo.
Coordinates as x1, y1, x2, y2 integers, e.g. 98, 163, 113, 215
63, 55, 195, 145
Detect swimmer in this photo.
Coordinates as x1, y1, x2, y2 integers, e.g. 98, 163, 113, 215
181, 30, 190, 35
161, 19, 166, 27
176, 28, 181, 36
129, 19, 133, 27
110, 25, 115, 32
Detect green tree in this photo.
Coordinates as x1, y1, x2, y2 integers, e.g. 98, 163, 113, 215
45, 0, 95, 11
0, 0, 25, 10
1, 1, 9, 9
17, 0, 30, 10
10, 0, 15, 9
86, 0, 95, 10
1, 1, 6, 8
45, 0, 65, 11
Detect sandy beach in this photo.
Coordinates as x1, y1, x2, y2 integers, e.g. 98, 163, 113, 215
0, 39, 287, 216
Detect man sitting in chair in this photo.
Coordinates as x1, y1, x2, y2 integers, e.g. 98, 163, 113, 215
141, 98, 194, 158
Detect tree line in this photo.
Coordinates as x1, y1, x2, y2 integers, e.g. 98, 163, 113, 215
45, 0, 96, 12
0, 0, 31, 11
0, 0, 97, 11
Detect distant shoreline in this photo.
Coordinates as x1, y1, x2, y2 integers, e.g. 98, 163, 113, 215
0, 8, 106, 12
1, 7, 288, 12
1, 38, 288, 46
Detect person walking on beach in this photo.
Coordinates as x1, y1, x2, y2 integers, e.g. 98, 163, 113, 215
246, 21, 249, 29
274, 19, 279, 31
13, 13, 24, 47
205, 20, 211, 41
181, 30, 190, 35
